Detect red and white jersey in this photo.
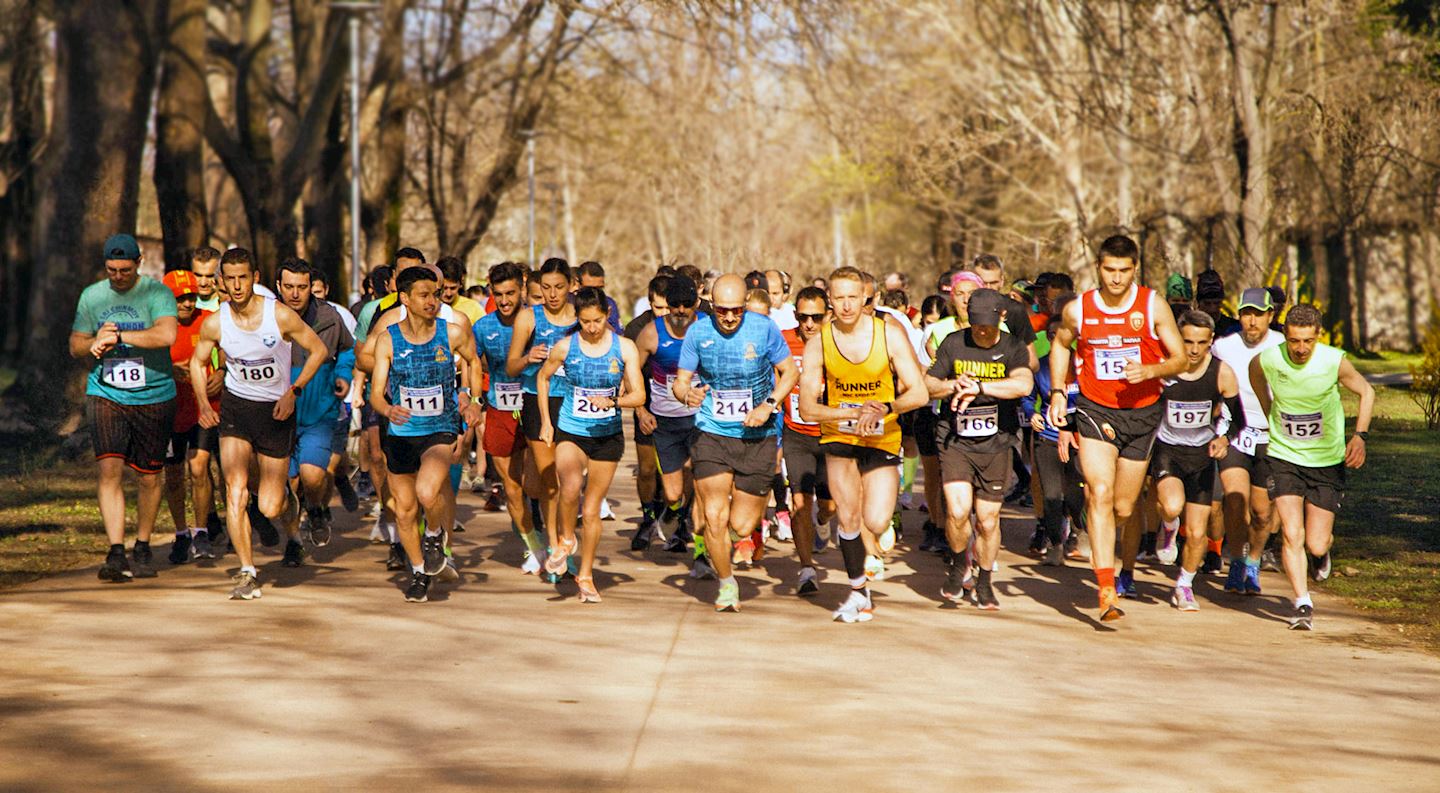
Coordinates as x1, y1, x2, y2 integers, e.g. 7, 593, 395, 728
1075, 285, 1166, 409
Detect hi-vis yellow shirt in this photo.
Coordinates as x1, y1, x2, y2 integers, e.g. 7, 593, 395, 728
821, 316, 900, 454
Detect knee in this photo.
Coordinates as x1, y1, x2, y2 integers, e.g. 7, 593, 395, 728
258, 492, 286, 517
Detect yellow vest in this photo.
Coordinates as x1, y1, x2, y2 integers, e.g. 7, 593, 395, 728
821, 317, 900, 454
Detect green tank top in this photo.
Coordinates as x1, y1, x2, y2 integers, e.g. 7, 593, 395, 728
1259, 342, 1345, 467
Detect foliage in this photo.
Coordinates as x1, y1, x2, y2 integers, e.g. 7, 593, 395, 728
1409, 302, 1440, 428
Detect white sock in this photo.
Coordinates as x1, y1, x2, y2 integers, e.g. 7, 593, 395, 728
386, 522, 398, 543
424, 526, 442, 538
849, 575, 867, 588
1163, 516, 1180, 532
1176, 568, 1196, 588
241, 565, 257, 576
411, 564, 425, 576
1295, 593, 1313, 608
191, 527, 206, 537
720, 575, 736, 588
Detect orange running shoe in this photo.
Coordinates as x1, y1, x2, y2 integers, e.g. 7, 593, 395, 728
576, 576, 601, 603
1099, 585, 1125, 622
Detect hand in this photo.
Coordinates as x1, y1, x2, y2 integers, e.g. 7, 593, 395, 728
461, 400, 484, 429
1123, 360, 1149, 384
387, 404, 411, 426
1047, 395, 1069, 429
527, 344, 550, 363
173, 364, 191, 382
90, 329, 118, 358
1208, 436, 1229, 460
1030, 413, 1045, 432
197, 403, 220, 429
205, 367, 225, 397
1058, 430, 1078, 464
1344, 434, 1367, 468
637, 407, 657, 435
683, 383, 709, 408
333, 378, 349, 398
742, 401, 775, 428
949, 379, 980, 415
854, 401, 887, 436
449, 438, 466, 465
539, 421, 554, 446
273, 391, 296, 421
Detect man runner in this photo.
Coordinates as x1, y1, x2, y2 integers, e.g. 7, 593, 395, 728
161, 269, 223, 564
1047, 235, 1187, 621
1250, 304, 1374, 630
780, 287, 835, 595
191, 248, 329, 600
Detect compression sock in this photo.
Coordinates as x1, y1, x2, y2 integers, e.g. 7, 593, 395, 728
838, 528, 866, 580
902, 456, 918, 494
1096, 567, 1115, 591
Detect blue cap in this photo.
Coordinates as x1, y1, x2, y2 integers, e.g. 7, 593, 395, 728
102, 234, 141, 261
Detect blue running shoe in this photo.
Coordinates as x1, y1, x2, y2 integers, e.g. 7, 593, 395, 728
1244, 563, 1262, 596
1116, 569, 1138, 600
1224, 560, 1246, 593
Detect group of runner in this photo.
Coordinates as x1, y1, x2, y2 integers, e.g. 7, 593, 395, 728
70, 232, 1374, 629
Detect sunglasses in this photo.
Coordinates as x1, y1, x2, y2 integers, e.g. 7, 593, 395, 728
670, 301, 697, 310
712, 305, 745, 317
863, 296, 874, 306
796, 312, 825, 323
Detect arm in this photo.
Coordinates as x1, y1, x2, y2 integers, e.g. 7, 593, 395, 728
1249, 356, 1272, 419
115, 316, 179, 349
71, 330, 113, 359
1137, 294, 1188, 381
797, 335, 856, 425
535, 337, 569, 445
1338, 357, 1374, 468
190, 315, 222, 428
356, 311, 397, 374
1047, 300, 1079, 428
450, 322, 485, 430
1209, 361, 1242, 459
750, 355, 798, 428
633, 324, 658, 432
617, 338, 648, 409
505, 307, 538, 377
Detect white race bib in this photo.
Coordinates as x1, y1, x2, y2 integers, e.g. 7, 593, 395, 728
953, 404, 999, 438
493, 381, 522, 412
1095, 346, 1141, 380
102, 358, 146, 389
1279, 411, 1324, 441
712, 389, 752, 423
1167, 399, 1213, 429
838, 401, 885, 437
788, 392, 809, 425
574, 387, 617, 419
399, 384, 445, 417
1233, 426, 1265, 456
233, 356, 280, 386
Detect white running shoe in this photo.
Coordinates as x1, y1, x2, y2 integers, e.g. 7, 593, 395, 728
521, 551, 541, 575
877, 525, 896, 554
368, 522, 386, 544
864, 554, 885, 582
832, 588, 874, 623
599, 500, 616, 521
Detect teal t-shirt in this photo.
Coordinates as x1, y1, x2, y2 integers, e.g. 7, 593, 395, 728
72, 276, 178, 405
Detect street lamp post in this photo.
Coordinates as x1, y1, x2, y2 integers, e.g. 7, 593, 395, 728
330, 1, 381, 301
520, 130, 540, 265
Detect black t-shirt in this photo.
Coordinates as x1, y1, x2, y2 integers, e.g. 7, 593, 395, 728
927, 328, 1031, 453
624, 309, 654, 342
999, 295, 1037, 347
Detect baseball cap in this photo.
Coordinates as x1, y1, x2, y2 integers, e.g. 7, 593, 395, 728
1165, 273, 1193, 301
744, 270, 769, 291
1010, 279, 1035, 299
163, 270, 201, 299
1196, 284, 1226, 301
1237, 287, 1275, 312
103, 233, 141, 261
966, 288, 1006, 326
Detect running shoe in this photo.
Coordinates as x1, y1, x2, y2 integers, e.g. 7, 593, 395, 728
1116, 569, 1137, 600
249, 501, 280, 547
899, 492, 917, 511
192, 531, 215, 560
878, 524, 897, 555
520, 551, 541, 575
1200, 549, 1224, 575
230, 571, 262, 600
797, 566, 819, 597
732, 535, 756, 568
599, 499, 616, 521
405, 570, 432, 603
131, 543, 157, 578
482, 487, 503, 513
421, 532, 447, 576
1155, 524, 1179, 566
437, 556, 460, 583
832, 588, 874, 623
941, 552, 966, 603
1243, 564, 1262, 596
974, 577, 1000, 611
452, 519, 465, 534
689, 555, 716, 580
544, 538, 576, 576
1027, 527, 1046, 556
470, 476, 487, 495
577, 576, 602, 604
355, 471, 375, 500
335, 474, 360, 513
631, 520, 656, 552
1171, 585, 1199, 612
1309, 550, 1331, 582
1042, 544, 1065, 567
1136, 531, 1158, 562
663, 532, 688, 554
1098, 585, 1125, 622
961, 547, 975, 593
812, 530, 828, 555
369, 521, 388, 544
864, 554, 885, 582
715, 579, 740, 612
774, 510, 793, 542
1067, 531, 1088, 560
305, 507, 331, 547
281, 539, 305, 568
1260, 548, 1281, 572
919, 521, 942, 553
1224, 560, 1246, 593
168, 533, 194, 565
98, 547, 133, 582
1289, 604, 1314, 631
385, 542, 407, 571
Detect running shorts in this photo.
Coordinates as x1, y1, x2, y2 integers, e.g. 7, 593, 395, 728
483, 405, 525, 458
1073, 395, 1162, 462
692, 431, 777, 497
88, 396, 174, 474
1267, 457, 1345, 513
219, 392, 296, 460
633, 411, 655, 447
520, 392, 564, 442
821, 440, 900, 474
782, 428, 831, 500
554, 429, 624, 463
1218, 441, 1271, 486
289, 421, 337, 478
1150, 441, 1216, 506
937, 436, 1011, 502
653, 415, 697, 475
384, 431, 458, 475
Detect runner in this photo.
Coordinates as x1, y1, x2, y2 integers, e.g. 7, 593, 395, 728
161, 270, 224, 564
537, 287, 646, 603
575, 260, 624, 334
914, 295, 951, 553
672, 273, 799, 612
367, 266, 485, 603
70, 234, 179, 581
780, 286, 837, 595
1147, 311, 1245, 611
473, 262, 546, 573
1250, 304, 1374, 630
506, 258, 578, 568
1023, 300, 1085, 567
923, 289, 1033, 609
306, 268, 361, 514
190, 247, 329, 600
1211, 288, 1286, 589
799, 267, 927, 622
625, 273, 672, 548
190, 246, 223, 312
1046, 235, 1187, 621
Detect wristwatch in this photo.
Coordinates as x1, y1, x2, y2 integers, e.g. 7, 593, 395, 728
1355, 430, 1369, 441
290, 385, 302, 397
763, 396, 779, 409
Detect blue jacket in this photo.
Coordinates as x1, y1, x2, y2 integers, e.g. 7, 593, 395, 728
1024, 353, 1078, 443
291, 300, 356, 427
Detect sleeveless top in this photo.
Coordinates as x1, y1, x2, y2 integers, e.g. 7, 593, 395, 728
820, 317, 900, 454
1212, 329, 1284, 455
1260, 343, 1346, 467
1075, 285, 1166, 409
221, 298, 292, 402
557, 332, 625, 438
475, 312, 523, 413
521, 304, 576, 395
649, 315, 699, 418
687, 312, 783, 440
386, 319, 459, 437
1156, 355, 1222, 447
782, 327, 819, 437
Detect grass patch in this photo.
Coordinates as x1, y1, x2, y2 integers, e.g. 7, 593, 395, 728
1351, 350, 1421, 377
0, 459, 120, 587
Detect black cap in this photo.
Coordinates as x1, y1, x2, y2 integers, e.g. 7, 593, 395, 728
665, 275, 699, 308
744, 270, 768, 291
967, 288, 1006, 326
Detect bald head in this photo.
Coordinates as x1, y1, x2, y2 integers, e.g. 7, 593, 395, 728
712, 273, 746, 305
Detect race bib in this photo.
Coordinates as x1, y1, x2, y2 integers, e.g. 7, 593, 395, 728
574, 387, 617, 419
399, 384, 445, 417
712, 389, 752, 423
102, 358, 146, 389
1279, 411, 1324, 441
1167, 399, 1213, 430
1234, 426, 1266, 456
233, 356, 280, 386
788, 392, 809, 425
1095, 346, 1141, 380
838, 401, 885, 437
953, 404, 999, 438
493, 381, 522, 412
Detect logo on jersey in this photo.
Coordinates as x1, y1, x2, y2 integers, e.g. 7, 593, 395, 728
661, 340, 675, 348
434, 348, 448, 363
701, 340, 715, 348
1108, 334, 1123, 347
609, 359, 621, 374
1129, 311, 1145, 331
262, 334, 278, 348
744, 343, 757, 360
486, 333, 499, 341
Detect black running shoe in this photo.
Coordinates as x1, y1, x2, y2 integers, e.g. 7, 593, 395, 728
281, 539, 305, 568
335, 474, 360, 513
1289, 604, 1314, 630
975, 577, 1000, 610
1200, 549, 1224, 575
918, 521, 941, 553
386, 542, 407, 571
306, 507, 331, 547
192, 531, 215, 560
405, 570, 432, 603
1027, 527, 1046, 556
131, 543, 158, 578
98, 547, 133, 582
1309, 550, 1332, 582
168, 533, 193, 565
631, 522, 654, 551
940, 552, 966, 603
210, 522, 230, 556
421, 531, 447, 575
250, 501, 280, 547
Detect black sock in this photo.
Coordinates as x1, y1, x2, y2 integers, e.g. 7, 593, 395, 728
978, 566, 992, 586
838, 533, 867, 580
134, 539, 149, 551
110, 543, 124, 554
771, 474, 789, 513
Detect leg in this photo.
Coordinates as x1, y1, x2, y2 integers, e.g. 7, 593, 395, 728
527, 437, 561, 548
554, 442, 587, 550
297, 464, 329, 511
97, 457, 129, 545
972, 498, 1005, 569
696, 472, 736, 578
636, 443, 658, 508
219, 438, 256, 569
1220, 466, 1253, 560
1275, 495, 1308, 600
859, 462, 900, 538
922, 454, 943, 519
164, 463, 188, 533
391, 470, 422, 568
188, 448, 214, 530
825, 456, 872, 583
578, 460, 621, 579
1179, 501, 1212, 575
1076, 437, 1121, 571
255, 454, 299, 540
942, 481, 977, 553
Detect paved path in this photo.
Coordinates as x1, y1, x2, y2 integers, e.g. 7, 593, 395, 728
3, 447, 1439, 791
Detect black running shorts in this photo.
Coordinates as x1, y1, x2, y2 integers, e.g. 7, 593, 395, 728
782, 428, 830, 500
88, 396, 174, 474
384, 431, 458, 475
1150, 441, 1217, 505
219, 392, 296, 459
554, 429, 624, 463
520, 392, 564, 442
653, 415, 697, 474
1266, 456, 1345, 513
937, 435, 1011, 502
821, 440, 900, 474
692, 431, 777, 497
1073, 395, 1162, 462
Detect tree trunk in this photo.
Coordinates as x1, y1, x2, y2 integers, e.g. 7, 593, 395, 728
0, 0, 46, 359
360, 0, 410, 264
154, 0, 210, 271
304, 102, 346, 286
1322, 231, 1353, 348
19, 0, 162, 419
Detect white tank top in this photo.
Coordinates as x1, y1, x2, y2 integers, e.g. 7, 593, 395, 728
1211, 330, 1283, 444
221, 298, 293, 402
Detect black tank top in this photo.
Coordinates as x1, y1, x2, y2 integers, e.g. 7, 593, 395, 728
1157, 356, 1222, 446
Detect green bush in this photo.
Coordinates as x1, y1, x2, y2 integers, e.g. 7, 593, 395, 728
1410, 302, 1440, 429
